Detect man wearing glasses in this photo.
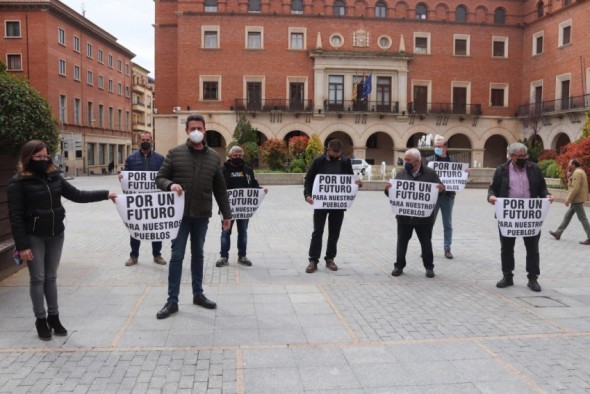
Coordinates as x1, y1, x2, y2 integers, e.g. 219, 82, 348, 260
487, 142, 553, 292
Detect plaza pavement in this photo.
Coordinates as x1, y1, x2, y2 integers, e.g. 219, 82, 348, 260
0, 175, 589, 393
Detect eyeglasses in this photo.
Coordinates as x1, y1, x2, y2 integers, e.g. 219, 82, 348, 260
31, 155, 51, 161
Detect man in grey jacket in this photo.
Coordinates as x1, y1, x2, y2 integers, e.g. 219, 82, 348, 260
155, 114, 232, 319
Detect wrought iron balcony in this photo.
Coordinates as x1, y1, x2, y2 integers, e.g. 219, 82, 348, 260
322, 100, 400, 114
516, 94, 590, 117
233, 98, 313, 112
408, 102, 482, 116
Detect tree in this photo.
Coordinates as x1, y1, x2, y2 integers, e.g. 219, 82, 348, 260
232, 113, 259, 166
555, 135, 590, 183
260, 138, 288, 170
288, 135, 309, 161
0, 61, 59, 156
580, 111, 590, 140
304, 134, 324, 164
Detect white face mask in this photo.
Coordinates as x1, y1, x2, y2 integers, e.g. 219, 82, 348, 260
188, 130, 204, 144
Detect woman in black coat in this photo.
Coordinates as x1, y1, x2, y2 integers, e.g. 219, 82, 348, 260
7, 140, 117, 340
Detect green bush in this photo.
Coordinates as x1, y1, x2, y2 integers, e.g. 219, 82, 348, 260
289, 158, 306, 173
545, 162, 561, 179
537, 159, 555, 175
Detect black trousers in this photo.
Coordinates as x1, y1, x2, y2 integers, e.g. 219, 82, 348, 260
395, 221, 434, 270
309, 209, 345, 262
499, 230, 540, 279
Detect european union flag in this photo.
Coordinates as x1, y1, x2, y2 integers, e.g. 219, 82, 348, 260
362, 74, 372, 98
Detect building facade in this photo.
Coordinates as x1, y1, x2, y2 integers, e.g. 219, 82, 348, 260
131, 63, 155, 148
154, 0, 590, 167
1, 0, 135, 175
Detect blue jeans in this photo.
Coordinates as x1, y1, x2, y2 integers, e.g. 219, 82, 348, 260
432, 193, 455, 251
220, 219, 249, 258
27, 233, 64, 318
129, 237, 162, 258
167, 216, 209, 304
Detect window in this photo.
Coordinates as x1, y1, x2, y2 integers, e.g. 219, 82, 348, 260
86, 43, 93, 58
455, 6, 467, 23
98, 144, 106, 165
203, 81, 218, 100
494, 8, 505, 25
203, 29, 219, 48
533, 31, 544, 55
248, 0, 260, 12
6, 54, 22, 71
117, 83, 122, 95
87, 71, 93, 85
289, 28, 305, 49
125, 86, 130, 97
147, 96, 152, 108
108, 54, 113, 68
291, 0, 303, 14
327, 75, 344, 111
490, 84, 508, 107
536, 1, 544, 18
125, 63, 130, 75
98, 49, 103, 64
246, 81, 263, 110
126, 111, 130, 131
98, 75, 104, 89
559, 20, 572, 47
376, 77, 392, 112
74, 65, 80, 81
414, 33, 430, 54
74, 98, 81, 125
58, 28, 65, 45
118, 109, 122, 130
492, 36, 508, 58
330, 33, 343, 48
87, 143, 95, 165
288, 80, 305, 110
59, 95, 66, 123
108, 79, 114, 92
117, 59, 122, 72
73, 36, 80, 52
375, 1, 387, 17
5, 21, 21, 37
557, 75, 571, 110
108, 107, 114, 129
416, 3, 428, 20
59, 59, 66, 76
563, 0, 572, 4
98, 104, 104, 127
205, 0, 218, 12
246, 28, 263, 49
454, 35, 470, 56
334, 0, 346, 16
87, 102, 94, 126
378, 36, 392, 49
146, 114, 152, 127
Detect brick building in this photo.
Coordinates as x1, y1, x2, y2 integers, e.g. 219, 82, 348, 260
153, 0, 590, 167
131, 63, 155, 149
1, 0, 135, 175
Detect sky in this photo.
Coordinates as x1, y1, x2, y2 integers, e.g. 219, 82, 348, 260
60, 0, 155, 77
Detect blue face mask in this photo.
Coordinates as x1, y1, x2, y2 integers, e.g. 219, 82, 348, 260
434, 147, 444, 156
404, 162, 414, 173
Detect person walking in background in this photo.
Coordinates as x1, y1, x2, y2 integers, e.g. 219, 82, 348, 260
7, 140, 117, 340
303, 139, 362, 273
549, 159, 590, 245
386, 148, 445, 278
120, 131, 166, 266
155, 114, 232, 319
215, 146, 267, 268
488, 142, 553, 292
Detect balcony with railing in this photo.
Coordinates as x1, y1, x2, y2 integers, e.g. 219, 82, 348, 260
408, 102, 482, 116
233, 98, 313, 112
322, 100, 400, 114
516, 94, 590, 117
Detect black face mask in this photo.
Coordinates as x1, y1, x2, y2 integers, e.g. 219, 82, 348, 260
140, 142, 151, 151
29, 160, 49, 174
515, 158, 527, 168
328, 155, 340, 161
230, 157, 244, 167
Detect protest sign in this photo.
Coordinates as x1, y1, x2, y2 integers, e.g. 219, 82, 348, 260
495, 198, 550, 237
115, 192, 185, 241
311, 174, 359, 209
427, 161, 469, 191
227, 188, 266, 219
120, 171, 159, 194
388, 179, 439, 217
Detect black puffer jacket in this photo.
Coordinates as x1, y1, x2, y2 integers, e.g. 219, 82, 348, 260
7, 171, 109, 250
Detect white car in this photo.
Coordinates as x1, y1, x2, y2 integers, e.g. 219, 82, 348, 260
351, 158, 370, 175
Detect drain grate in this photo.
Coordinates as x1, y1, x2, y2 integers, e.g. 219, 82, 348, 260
518, 296, 569, 308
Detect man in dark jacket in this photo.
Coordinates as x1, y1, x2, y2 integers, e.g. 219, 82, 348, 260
386, 148, 445, 278
303, 139, 362, 273
488, 142, 553, 292
215, 146, 267, 267
155, 114, 232, 319
121, 131, 166, 266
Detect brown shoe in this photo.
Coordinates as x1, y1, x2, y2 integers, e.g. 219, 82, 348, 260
549, 231, 561, 240
125, 257, 138, 266
305, 261, 318, 273
444, 250, 453, 259
325, 259, 338, 271
580, 239, 590, 245
153, 256, 167, 265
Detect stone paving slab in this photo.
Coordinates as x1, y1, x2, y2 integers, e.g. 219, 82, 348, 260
0, 175, 589, 393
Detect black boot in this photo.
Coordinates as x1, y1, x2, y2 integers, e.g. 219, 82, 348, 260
47, 314, 68, 336
35, 318, 52, 340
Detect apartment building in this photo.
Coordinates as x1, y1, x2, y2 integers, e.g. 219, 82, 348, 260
154, 0, 590, 167
0, 0, 135, 175
131, 63, 155, 149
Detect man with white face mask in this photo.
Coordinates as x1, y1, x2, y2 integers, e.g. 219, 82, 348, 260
155, 114, 232, 319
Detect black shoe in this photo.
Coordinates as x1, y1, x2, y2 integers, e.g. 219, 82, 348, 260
156, 302, 178, 319
193, 294, 217, 309
527, 279, 542, 292
391, 268, 403, 277
35, 318, 52, 340
425, 269, 435, 278
496, 277, 514, 288
47, 314, 67, 336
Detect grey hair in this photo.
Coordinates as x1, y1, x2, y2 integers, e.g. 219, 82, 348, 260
507, 142, 527, 157
434, 135, 447, 146
227, 145, 243, 156
405, 148, 421, 161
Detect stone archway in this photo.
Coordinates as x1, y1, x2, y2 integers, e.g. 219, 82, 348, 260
365, 131, 394, 165
448, 133, 472, 165
205, 129, 227, 158
553, 132, 571, 153
326, 131, 354, 157
483, 135, 508, 168
283, 130, 310, 144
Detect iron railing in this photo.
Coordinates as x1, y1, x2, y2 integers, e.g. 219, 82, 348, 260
322, 100, 400, 113
408, 102, 482, 116
516, 94, 590, 117
233, 98, 313, 112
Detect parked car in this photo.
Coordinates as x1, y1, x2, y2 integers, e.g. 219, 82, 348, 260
351, 158, 370, 175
